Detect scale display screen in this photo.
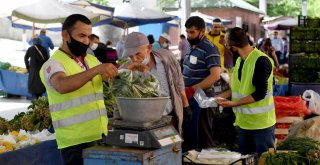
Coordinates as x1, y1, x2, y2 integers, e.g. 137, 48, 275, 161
153, 127, 176, 139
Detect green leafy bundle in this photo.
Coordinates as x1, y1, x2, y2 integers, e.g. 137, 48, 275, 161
262, 137, 320, 164
110, 70, 160, 98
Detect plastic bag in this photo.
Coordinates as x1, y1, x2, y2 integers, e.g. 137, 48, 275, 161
302, 90, 320, 115
110, 69, 161, 98
193, 88, 224, 112
274, 96, 308, 118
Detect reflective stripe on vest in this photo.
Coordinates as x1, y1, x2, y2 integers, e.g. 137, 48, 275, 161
52, 108, 107, 128
232, 92, 273, 100
233, 104, 274, 114
232, 91, 274, 114
49, 93, 104, 112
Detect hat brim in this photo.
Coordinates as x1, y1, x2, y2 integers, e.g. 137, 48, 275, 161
123, 47, 140, 58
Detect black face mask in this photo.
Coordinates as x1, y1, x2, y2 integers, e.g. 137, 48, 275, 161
67, 33, 89, 57
187, 32, 203, 46
230, 48, 240, 59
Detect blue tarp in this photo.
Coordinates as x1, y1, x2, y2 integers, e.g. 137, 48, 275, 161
273, 84, 289, 96
0, 69, 31, 97
0, 140, 63, 165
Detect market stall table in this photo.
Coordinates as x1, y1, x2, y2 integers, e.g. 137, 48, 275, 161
0, 140, 63, 165
0, 69, 31, 97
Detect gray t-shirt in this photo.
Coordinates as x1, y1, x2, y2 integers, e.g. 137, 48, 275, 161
151, 55, 173, 115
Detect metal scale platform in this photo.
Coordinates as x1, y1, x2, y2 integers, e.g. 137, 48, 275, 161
103, 116, 183, 149
83, 116, 183, 165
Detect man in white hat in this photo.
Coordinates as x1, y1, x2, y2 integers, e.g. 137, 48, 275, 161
152, 33, 171, 50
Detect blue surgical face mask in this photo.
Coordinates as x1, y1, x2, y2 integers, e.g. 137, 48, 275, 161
141, 49, 150, 65
141, 57, 149, 65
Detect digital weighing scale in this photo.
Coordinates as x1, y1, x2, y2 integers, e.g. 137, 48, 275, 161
103, 116, 183, 149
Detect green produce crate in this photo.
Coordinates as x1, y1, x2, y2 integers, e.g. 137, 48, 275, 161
298, 15, 320, 28
289, 54, 320, 83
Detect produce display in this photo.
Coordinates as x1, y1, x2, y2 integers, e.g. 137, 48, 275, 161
261, 137, 320, 164
103, 82, 114, 116
289, 54, 320, 83
110, 70, 160, 98
0, 97, 51, 134
8, 66, 28, 74
0, 129, 55, 153
0, 61, 27, 74
0, 61, 11, 70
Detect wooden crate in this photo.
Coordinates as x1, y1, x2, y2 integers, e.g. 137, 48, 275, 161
275, 117, 303, 141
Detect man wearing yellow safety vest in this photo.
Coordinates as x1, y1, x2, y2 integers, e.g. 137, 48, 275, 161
39, 14, 118, 164
217, 27, 276, 157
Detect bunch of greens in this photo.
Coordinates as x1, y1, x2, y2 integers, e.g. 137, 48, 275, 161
110, 70, 160, 98
261, 137, 320, 164
103, 82, 115, 117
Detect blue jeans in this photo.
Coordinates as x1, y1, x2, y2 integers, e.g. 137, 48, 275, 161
238, 125, 275, 157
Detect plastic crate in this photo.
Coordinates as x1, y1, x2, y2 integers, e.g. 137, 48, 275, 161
289, 54, 320, 83
289, 82, 320, 96
289, 26, 320, 54
298, 15, 320, 28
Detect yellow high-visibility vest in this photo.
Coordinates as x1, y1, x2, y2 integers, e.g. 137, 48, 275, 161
231, 48, 276, 130
40, 50, 108, 149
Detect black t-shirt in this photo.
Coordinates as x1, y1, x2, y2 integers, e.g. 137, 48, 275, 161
94, 43, 107, 63
238, 56, 272, 101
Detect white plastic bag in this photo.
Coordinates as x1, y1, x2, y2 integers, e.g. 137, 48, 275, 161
193, 88, 224, 112
302, 90, 320, 115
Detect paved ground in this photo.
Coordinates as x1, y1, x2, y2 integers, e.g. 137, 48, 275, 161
0, 38, 49, 120
0, 96, 31, 120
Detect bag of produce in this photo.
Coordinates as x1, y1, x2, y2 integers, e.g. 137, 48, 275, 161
274, 96, 308, 118
110, 69, 160, 98
302, 90, 320, 115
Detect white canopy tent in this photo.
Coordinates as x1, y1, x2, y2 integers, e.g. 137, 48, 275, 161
11, 0, 101, 34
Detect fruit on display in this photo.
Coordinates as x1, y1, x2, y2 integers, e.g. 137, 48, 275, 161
0, 97, 51, 134
8, 66, 28, 74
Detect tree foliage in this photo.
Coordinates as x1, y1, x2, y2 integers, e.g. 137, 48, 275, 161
307, 0, 320, 17
88, 0, 108, 6
246, 0, 319, 17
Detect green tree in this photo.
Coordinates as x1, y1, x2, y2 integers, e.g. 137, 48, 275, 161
245, 0, 300, 17
246, 0, 319, 17
308, 0, 320, 17
88, 0, 108, 6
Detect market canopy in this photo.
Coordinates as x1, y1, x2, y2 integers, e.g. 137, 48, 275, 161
163, 0, 264, 14
11, 0, 101, 32
70, 0, 113, 26
110, 3, 175, 29
166, 10, 232, 26
264, 17, 298, 30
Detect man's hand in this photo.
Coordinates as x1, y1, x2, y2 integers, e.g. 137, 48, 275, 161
183, 106, 193, 124
185, 87, 195, 100
216, 99, 238, 108
96, 63, 118, 81
126, 62, 149, 72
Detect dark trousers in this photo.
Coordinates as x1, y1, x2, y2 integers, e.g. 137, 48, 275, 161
182, 97, 216, 151
275, 51, 283, 65
60, 142, 95, 165
238, 125, 275, 157
182, 97, 201, 151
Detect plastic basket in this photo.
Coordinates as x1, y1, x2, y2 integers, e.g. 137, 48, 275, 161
298, 15, 320, 28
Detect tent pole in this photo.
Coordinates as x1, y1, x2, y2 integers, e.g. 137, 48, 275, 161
32, 22, 35, 37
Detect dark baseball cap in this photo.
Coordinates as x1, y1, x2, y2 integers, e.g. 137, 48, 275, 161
123, 32, 149, 58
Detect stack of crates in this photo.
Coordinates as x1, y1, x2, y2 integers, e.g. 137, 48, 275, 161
289, 16, 320, 95
275, 116, 303, 142
273, 96, 307, 142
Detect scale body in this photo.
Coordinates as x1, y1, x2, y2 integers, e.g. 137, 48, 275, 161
83, 116, 183, 165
